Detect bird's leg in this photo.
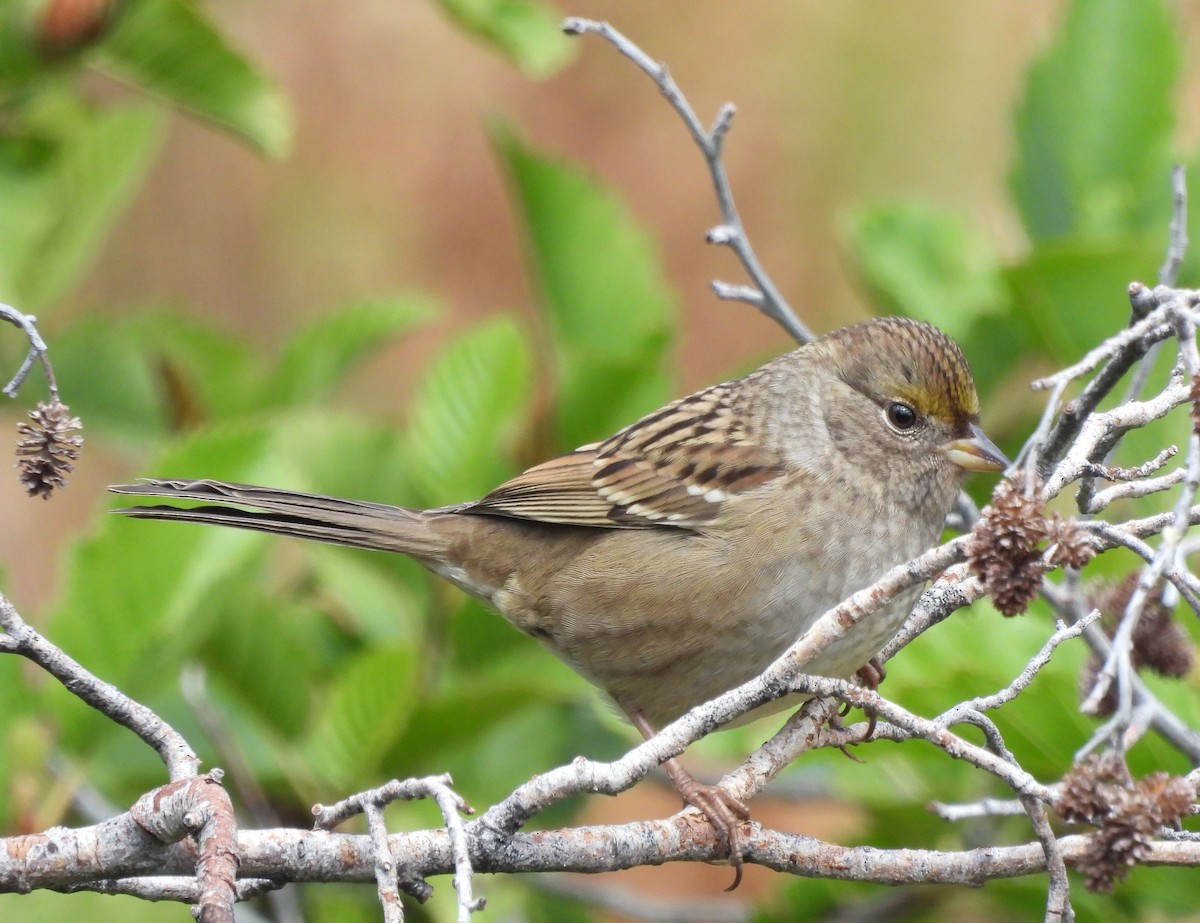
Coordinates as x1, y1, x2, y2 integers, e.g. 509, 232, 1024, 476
627, 708, 750, 890
853, 656, 886, 741
831, 656, 888, 761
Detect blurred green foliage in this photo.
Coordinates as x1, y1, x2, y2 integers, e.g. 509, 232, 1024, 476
1, 0, 1198, 921
434, 0, 575, 78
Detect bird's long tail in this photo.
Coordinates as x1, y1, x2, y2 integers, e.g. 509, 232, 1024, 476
109, 479, 447, 557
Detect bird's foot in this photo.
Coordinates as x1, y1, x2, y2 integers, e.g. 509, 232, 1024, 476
832, 656, 886, 759
855, 656, 886, 691
662, 757, 750, 891
827, 708, 868, 763
626, 706, 751, 889
853, 656, 885, 742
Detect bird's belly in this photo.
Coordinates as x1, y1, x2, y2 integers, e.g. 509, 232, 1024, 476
423, 501, 940, 729
494, 517, 932, 729
609, 564, 920, 728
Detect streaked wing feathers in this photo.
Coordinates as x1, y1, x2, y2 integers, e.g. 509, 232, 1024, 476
468, 382, 786, 529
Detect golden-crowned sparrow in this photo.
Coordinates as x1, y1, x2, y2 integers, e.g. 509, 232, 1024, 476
110, 315, 1005, 880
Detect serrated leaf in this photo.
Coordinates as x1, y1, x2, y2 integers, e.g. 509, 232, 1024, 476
305, 545, 428, 646
200, 594, 335, 739
51, 310, 256, 443
45, 314, 164, 440
46, 424, 283, 691
434, 0, 575, 78
47, 408, 433, 776
460, 703, 579, 807
260, 296, 436, 410
47, 424, 291, 748
1010, 0, 1178, 242
14, 103, 163, 307
56, 306, 427, 445
845, 201, 1005, 341
98, 0, 292, 157
302, 644, 419, 790
493, 123, 676, 448
403, 314, 533, 506
0, 156, 58, 309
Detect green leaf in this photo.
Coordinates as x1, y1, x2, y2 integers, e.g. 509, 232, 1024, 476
306, 889, 382, 923
0, 667, 38, 831
305, 545, 429, 646
845, 201, 1005, 341
0, 134, 58, 305
402, 313, 533, 506
201, 594, 337, 739
494, 123, 676, 448
1010, 0, 1178, 242
98, 0, 293, 157
302, 644, 420, 790
0, 892, 177, 923
53, 304, 429, 446
47, 424, 289, 747
1004, 237, 1164, 365
266, 412, 413, 513
0, 2, 48, 85
10, 102, 163, 307
260, 296, 436, 410
51, 310, 256, 443
402, 697, 580, 808
46, 309, 171, 439
48, 407, 427, 751
434, 0, 575, 78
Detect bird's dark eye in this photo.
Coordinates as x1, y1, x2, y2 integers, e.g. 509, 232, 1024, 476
886, 402, 918, 431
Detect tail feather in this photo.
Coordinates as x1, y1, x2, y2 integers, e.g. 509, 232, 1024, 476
109, 478, 446, 556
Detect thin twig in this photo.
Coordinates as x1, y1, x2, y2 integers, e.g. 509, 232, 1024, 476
1159, 165, 1189, 288
0, 593, 200, 780
364, 802, 403, 923
1080, 307, 1200, 731
0, 303, 57, 398
1023, 793, 1073, 922
930, 797, 1032, 821
562, 18, 812, 343
313, 776, 482, 921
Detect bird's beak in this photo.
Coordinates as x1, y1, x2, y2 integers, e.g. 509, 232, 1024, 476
942, 424, 1009, 473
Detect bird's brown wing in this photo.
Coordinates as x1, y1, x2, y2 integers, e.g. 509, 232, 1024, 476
467, 381, 787, 529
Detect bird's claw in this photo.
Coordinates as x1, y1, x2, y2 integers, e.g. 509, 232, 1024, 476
674, 775, 750, 891
854, 656, 885, 742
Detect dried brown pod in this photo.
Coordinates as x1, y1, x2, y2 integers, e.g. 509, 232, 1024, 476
966, 477, 1050, 616
1057, 754, 1195, 893
1057, 752, 1129, 824
1046, 517, 1096, 569
1080, 574, 1196, 715
1190, 372, 1200, 436
15, 400, 83, 499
